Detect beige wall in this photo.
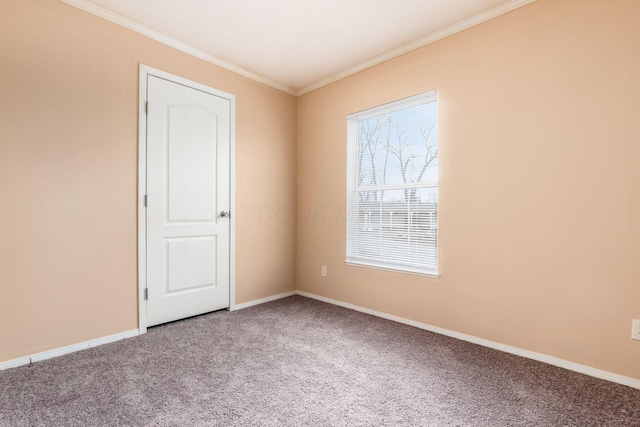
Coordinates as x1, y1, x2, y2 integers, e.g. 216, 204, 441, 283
2, 0, 639, 383
296, 0, 640, 380
0, 0, 297, 362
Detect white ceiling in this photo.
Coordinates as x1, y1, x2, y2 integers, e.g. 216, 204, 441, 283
64, 0, 534, 95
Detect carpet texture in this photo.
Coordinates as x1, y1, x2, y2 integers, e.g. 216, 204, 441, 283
1, 295, 639, 426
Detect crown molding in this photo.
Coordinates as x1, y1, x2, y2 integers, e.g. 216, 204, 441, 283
57, 0, 297, 96
57, 0, 535, 98
296, 0, 537, 96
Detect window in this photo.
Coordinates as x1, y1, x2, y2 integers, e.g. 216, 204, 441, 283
346, 91, 438, 276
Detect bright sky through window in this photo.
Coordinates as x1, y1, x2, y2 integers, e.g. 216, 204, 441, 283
346, 91, 438, 275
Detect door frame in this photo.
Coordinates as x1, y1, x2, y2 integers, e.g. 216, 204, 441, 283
137, 64, 237, 334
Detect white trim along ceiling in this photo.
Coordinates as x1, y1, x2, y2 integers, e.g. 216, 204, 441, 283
58, 0, 536, 96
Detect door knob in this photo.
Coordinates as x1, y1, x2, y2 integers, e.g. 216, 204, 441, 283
220, 210, 230, 218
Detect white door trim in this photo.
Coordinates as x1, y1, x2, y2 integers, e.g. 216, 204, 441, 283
137, 64, 236, 334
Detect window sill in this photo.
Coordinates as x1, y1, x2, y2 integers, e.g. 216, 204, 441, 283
345, 260, 440, 278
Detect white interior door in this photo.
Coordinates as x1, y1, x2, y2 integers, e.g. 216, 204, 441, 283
146, 75, 231, 327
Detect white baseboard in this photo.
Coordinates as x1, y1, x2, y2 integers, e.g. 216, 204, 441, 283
296, 290, 640, 390
3, 290, 638, 391
0, 289, 298, 371
232, 290, 297, 311
0, 329, 140, 371
0, 356, 31, 371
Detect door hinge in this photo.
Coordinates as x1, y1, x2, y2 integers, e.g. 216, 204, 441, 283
145, 101, 148, 114
143, 195, 147, 207
144, 288, 148, 300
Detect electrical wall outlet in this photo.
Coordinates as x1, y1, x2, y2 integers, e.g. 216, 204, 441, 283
321, 266, 327, 278
632, 320, 640, 341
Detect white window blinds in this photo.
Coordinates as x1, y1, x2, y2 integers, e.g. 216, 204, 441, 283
346, 91, 438, 276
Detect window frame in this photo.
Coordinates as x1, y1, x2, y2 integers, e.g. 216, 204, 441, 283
345, 90, 440, 278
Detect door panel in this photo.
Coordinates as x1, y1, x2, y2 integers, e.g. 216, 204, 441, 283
146, 75, 230, 327
166, 104, 217, 222
166, 236, 217, 293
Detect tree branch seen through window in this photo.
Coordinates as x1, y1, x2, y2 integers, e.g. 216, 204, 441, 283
347, 91, 438, 275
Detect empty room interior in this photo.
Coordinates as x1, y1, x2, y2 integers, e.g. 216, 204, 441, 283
1, 0, 640, 425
